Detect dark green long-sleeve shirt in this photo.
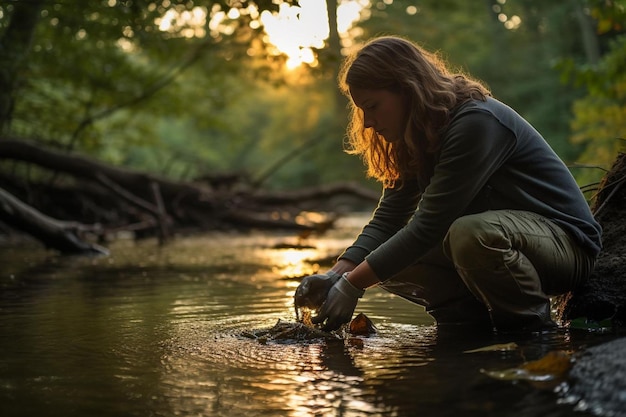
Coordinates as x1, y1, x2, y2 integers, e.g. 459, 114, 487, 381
339, 97, 602, 281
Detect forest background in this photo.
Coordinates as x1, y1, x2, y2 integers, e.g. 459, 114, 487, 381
0, 0, 624, 243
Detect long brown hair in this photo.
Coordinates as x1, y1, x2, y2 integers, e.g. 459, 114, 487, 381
339, 36, 490, 187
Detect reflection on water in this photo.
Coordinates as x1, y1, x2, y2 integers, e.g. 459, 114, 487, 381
0, 215, 620, 417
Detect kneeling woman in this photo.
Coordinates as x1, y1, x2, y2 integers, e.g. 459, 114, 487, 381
294, 36, 602, 332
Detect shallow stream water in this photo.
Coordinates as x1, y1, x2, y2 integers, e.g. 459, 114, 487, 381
0, 215, 620, 417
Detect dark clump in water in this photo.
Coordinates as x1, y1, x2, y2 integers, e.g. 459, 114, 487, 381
241, 319, 340, 343
241, 311, 377, 344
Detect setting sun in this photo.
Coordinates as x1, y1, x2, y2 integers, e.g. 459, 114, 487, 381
155, 1, 367, 70
260, 0, 367, 69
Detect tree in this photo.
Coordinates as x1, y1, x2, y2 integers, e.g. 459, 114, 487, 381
354, 0, 597, 163
0, 1, 275, 149
557, 0, 626, 187
0, 0, 43, 133
0, 0, 357, 186
1, 0, 346, 251
2, 0, 623, 253
0, 137, 378, 253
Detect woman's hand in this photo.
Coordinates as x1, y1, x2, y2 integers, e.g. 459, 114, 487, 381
310, 261, 380, 331
294, 260, 358, 311
294, 271, 342, 310
312, 274, 365, 331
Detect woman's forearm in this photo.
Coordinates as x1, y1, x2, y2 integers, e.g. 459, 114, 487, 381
343, 260, 381, 290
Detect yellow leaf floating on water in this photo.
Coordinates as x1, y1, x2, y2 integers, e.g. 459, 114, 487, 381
521, 350, 572, 375
464, 342, 518, 353
482, 350, 573, 383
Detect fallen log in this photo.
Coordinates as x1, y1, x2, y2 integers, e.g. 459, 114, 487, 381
0, 137, 379, 251
0, 186, 108, 255
0, 137, 216, 220
95, 172, 171, 245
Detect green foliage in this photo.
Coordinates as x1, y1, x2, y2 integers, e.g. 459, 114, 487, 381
356, 0, 625, 190
569, 38, 626, 186
1, 1, 280, 145
0, 0, 623, 192
588, 0, 626, 34
556, 1, 626, 186
358, 1, 590, 162
569, 316, 614, 331
2, 0, 349, 189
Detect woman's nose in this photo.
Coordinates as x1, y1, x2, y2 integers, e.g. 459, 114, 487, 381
363, 114, 374, 129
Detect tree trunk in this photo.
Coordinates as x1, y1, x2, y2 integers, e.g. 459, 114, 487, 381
572, 0, 601, 65
0, 0, 44, 133
325, 0, 343, 105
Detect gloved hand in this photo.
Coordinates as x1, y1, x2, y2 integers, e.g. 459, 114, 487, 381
294, 271, 342, 310
312, 274, 365, 331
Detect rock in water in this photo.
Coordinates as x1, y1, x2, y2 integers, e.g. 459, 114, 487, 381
564, 337, 626, 416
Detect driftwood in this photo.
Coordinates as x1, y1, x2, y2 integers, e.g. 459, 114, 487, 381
0, 186, 107, 255
0, 137, 379, 254
554, 152, 626, 326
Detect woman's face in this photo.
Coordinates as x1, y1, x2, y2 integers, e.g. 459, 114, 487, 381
349, 87, 407, 143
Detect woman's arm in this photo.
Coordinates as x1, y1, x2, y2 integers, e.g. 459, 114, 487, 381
338, 180, 421, 266
344, 260, 380, 289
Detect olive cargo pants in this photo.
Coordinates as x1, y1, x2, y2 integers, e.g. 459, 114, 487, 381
379, 210, 596, 330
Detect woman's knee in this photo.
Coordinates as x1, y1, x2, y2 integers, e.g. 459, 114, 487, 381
443, 213, 510, 268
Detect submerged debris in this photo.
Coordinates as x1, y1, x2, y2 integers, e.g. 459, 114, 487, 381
241, 319, 340, 344
241, 311, 376, 344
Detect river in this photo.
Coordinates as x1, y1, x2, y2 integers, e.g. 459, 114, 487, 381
0, 214, 620, 416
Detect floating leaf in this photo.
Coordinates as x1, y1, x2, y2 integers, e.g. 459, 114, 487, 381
521, 350, 572, 376
349, 313, 377, 335
482, 350, 573, 388
464, 342, 518, 353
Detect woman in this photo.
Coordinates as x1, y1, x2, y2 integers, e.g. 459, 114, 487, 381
294, 36, 601, 332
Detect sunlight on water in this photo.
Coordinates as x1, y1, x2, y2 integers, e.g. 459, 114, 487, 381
269, 247, 320, 278
0, 214, 621, 417
158, 317, 439, 416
